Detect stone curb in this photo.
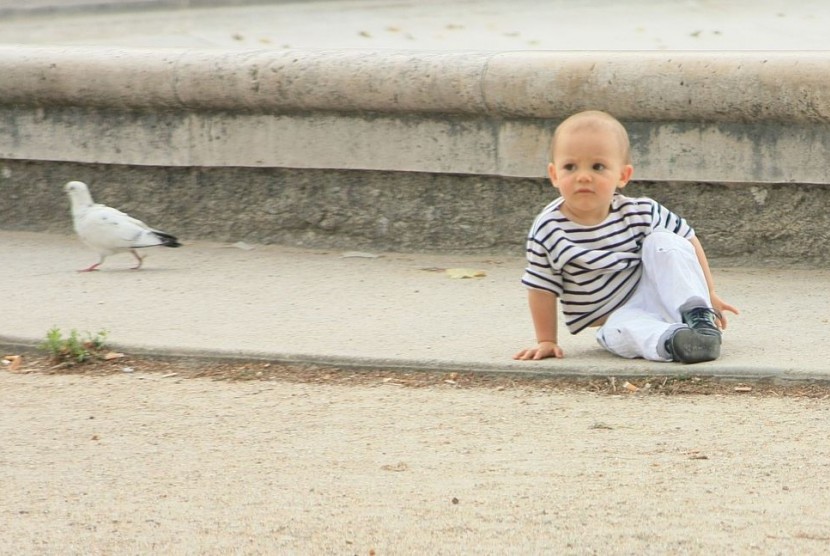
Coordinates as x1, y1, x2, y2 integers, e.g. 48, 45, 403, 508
4, 335, 828, 385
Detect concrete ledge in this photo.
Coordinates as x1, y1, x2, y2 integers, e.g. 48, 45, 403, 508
3, 47, 830, 121
3, 46, 830, 263
3, 47, 830, 183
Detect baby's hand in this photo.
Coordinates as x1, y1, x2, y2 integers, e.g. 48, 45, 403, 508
513, 341, 564, 360
710, 292, 740, 329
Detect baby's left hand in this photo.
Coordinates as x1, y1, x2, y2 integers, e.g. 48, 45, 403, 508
710, 293, 739, 329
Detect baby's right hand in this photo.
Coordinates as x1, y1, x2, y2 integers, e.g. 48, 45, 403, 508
513, 341, 564, 360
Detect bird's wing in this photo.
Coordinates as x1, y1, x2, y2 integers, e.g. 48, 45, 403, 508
75, 204, 164, 252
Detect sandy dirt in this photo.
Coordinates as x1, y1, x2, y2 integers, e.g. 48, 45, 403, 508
2, 358, 830, 555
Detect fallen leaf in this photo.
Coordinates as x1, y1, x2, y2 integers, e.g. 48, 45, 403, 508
4, 355, 22, 372
446, 268, 486, 279
103, 352, 125, 361
734, 386, 753, 393
381, 462, 408, 472
623, 381, 639, 392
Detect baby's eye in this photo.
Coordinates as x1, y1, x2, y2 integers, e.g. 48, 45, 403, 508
563, 163, 576, 172
593, 163, 606, 171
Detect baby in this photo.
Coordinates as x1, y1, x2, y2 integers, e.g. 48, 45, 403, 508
514, 110, 738, 363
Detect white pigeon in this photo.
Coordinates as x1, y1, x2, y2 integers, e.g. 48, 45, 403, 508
64, 180, 182, 272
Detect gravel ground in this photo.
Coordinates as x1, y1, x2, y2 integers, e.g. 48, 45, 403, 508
2, 357, 830, 555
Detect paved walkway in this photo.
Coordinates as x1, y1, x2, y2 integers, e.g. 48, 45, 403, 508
2, 231, 828, 381
2, 2, 829, 381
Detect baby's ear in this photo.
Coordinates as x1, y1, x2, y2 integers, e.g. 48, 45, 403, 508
547, 163, 559, 188
618, 164, 634, 188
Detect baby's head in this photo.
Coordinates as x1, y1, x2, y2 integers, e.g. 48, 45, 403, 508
550, 110, 631, 165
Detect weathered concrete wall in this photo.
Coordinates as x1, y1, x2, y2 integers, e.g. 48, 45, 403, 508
1, 47, 829, 264
3, 159, 827, 266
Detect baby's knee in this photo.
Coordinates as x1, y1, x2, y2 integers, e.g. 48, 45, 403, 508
642, 229, 693, 255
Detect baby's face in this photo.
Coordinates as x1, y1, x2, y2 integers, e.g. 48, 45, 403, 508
548, 125, 632, 225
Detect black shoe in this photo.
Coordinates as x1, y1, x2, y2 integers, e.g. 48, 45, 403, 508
681, 306, 722, 337
665, 327, 721, 364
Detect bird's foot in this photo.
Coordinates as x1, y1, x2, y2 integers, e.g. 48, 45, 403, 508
130, 250, 145, 270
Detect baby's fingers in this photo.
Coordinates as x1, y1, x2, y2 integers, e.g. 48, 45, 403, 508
513, 348, 535, 360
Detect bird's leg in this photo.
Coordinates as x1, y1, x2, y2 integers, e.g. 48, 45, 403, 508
78, 256, 104, 272
130, 249, 145, 270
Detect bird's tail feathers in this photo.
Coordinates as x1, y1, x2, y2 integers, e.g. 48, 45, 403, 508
151, 230, 182, 248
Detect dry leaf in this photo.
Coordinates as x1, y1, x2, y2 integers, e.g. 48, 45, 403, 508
623, 381, 639, 392
103, 352, 125, 361
4, 355, 22, 372
734, 386, 753, 393
381, 462, 408, 472
446, 268, 486, 279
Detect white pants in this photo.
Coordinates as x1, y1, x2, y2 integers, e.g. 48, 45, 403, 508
596, 230, 712, 361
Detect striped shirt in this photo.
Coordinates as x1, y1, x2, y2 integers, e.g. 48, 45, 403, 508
522, 193, 695, 334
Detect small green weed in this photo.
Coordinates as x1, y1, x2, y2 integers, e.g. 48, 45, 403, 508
40, 327, 109, 365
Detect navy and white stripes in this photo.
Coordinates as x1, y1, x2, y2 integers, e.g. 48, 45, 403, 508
522, 194, 695, 334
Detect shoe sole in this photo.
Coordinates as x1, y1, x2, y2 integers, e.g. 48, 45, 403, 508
669, 328, 722, 364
